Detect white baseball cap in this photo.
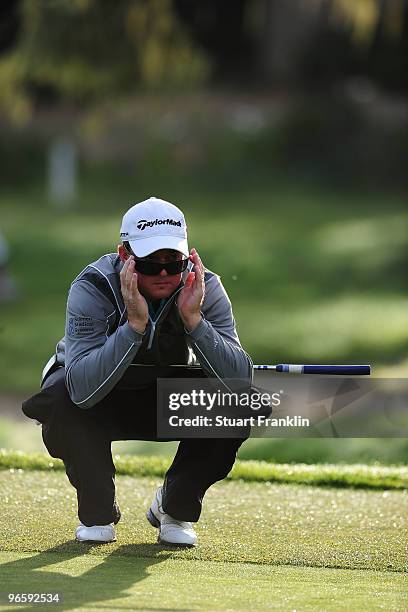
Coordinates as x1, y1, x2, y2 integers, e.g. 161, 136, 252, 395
120, 197, 189, 257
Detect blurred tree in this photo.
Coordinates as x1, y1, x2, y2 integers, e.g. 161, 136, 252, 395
173, 0, 254, 84
0, 0, 407, 123
247, 0, 408, 88
0, 0, 20, 53
174, 0, 408, 89
253, 0, 323, 84
0, 0, 210, 122
326, 0, 405, 44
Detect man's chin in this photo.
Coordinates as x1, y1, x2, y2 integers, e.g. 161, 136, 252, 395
148, 284, 175, 299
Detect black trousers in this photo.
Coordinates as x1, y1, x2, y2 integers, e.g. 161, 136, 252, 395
22, 367, 247, 527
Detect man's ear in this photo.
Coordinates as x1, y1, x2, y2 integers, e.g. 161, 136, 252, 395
117, 244, 128, 262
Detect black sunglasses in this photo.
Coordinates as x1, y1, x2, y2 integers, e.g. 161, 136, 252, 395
132, 257, 189, 276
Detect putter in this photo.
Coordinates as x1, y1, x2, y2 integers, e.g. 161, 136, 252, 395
253, 364, 371, 375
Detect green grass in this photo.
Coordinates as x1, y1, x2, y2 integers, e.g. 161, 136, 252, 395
0, 470, 407, 610
1, 552, 406, 611
237, 436, 408, 465
3, 414, 408, 465
1, 450, 408, 490
1, 176, 408, 394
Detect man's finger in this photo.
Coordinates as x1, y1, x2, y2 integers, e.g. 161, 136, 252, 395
193, 254, 204, 287
191, 250, 204, 276
130, 271, 140, 296
121, 256, 132, 272
192, 263, 202, 290
125, 257, 135, 285
120, 259, 131, 290
121, 256, 130, 279
121, 257, 132, 277
184, 271, 195, 289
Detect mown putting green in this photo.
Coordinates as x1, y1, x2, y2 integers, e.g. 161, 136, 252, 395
1, 551, 406, 611
1, 469, 407, 610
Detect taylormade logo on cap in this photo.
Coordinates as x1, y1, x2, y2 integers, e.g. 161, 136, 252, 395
120, 197, 189, 258
136, 218, 182, 231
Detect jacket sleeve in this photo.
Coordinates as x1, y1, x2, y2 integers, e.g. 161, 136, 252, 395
185, 273, 253, 388
64, 279, 145, 408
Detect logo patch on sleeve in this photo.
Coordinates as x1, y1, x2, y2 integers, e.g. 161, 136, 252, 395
68, 316, 95, 337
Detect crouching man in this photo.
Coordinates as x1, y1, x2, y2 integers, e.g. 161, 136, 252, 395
22, 197, 253, 546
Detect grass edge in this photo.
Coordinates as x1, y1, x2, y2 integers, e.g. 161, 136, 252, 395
1, 449, 407, 490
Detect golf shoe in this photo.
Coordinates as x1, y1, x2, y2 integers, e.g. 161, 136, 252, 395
147, 486, 197, 547
75, 523, 116, 543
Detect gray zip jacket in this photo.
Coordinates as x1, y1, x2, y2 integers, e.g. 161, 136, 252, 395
45, 253, 252, 408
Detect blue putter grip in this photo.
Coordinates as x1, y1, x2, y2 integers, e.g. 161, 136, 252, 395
302, 365, 371, 375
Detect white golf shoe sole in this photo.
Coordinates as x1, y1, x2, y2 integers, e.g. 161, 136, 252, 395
75, 523, 116, 543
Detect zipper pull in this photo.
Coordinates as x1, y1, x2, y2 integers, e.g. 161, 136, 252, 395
146, 290, 181, 351
147, 320, 156, 350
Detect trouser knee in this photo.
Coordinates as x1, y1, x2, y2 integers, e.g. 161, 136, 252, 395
26, 369, 105, 460
43, 383, 79, 458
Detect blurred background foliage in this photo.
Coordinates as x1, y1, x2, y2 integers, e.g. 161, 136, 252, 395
0, 0, 407, 463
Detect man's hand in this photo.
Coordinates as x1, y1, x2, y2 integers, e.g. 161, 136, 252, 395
120, 257, 148, 334
178, 248, 205, 332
